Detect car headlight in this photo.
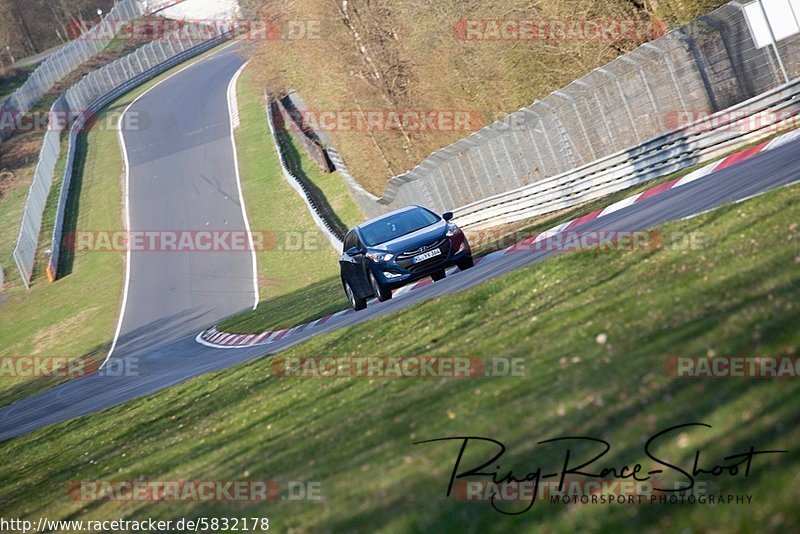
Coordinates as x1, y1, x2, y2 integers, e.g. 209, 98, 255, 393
445, 223, 462, 237
366, 251, 395, 262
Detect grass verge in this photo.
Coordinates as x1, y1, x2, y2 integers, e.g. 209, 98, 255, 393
0, 181, 796, 531
276, 128, 364, 232
213, 67, 355, 334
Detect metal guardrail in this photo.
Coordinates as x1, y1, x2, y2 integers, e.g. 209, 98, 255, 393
10, 24, 233, 288
274, 97, 334, 173
0, 0, 146, 143
454, 77, 800, 229
265, 93, 344, 252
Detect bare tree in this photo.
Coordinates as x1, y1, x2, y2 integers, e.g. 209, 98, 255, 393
9, 0, 38, 54
0, 0, 17, 67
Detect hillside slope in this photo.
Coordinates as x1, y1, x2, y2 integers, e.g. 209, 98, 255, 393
246, 0, 726, 195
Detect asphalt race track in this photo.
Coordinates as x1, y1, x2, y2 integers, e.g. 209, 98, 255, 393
116, 44, 256, 355
0, 43, 798, 441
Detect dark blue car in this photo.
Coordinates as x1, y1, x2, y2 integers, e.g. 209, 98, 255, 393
340, 205, 473, 310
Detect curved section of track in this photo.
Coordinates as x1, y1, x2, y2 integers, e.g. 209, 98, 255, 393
114, 44, 256, 356
0, 43, 798, 439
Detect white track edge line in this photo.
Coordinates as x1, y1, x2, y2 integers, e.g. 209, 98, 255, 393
102, 42, 244, 369
227, 59, 259, 310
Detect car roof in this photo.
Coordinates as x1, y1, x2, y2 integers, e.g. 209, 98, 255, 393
354, 205, 428, 231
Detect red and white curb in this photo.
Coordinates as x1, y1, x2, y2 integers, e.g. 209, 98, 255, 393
194, 258, 487, 349
502, 128, 800, 255
196, 128, 800, 349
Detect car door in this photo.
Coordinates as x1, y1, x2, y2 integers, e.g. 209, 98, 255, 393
340, 231, 370, 297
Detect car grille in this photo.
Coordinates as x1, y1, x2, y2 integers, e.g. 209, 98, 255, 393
396, 238, 451, 272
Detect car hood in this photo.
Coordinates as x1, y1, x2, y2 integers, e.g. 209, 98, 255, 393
370, 220, 447, 253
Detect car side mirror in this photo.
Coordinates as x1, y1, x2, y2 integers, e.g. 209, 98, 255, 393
442, 211, 454, 221
345, 246, 362, 256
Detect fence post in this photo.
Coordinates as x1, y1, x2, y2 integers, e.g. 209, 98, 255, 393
553, 90, 597, 161
596, 67, 640, 140
536, 99, 577, 170
642, 42, 688, 113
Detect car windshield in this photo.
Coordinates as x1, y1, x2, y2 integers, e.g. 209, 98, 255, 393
360, 207, 440, 246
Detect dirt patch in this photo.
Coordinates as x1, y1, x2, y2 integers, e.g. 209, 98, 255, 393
0, 132, 43, 199
46, 42, 147, 98
32, 307, 100, 354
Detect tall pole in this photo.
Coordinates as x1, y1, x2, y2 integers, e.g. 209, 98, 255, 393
758, 0, 790, 84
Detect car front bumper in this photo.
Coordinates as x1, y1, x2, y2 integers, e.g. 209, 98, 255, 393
369, 245, 472, 289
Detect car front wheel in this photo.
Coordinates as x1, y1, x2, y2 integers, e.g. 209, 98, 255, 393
344, 280, 367, 310
457, 255, 474, 271
370, 272, 393, 302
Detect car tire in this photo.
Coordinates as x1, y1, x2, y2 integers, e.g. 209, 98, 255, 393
457, 255, 474, 271
431, 269, 446, 281
370, 272, 393, 302
344, 280, 367, 311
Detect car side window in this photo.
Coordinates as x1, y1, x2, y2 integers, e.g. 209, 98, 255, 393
344, 231, 357, 252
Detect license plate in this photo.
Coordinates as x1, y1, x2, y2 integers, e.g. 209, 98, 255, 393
412, 248, 441, 263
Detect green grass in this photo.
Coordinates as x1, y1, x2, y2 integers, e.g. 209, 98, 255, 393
214, 68, 353, 334
0, 181, 796, 532
0, 133, 44, 290
0, 41, 240, 406
277, 129, 365, 231
0, 104, 124, 407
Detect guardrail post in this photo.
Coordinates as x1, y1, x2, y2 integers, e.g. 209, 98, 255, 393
527, 105, 560, 176
553, 90, 597, 161
133, 50, 146, 72
537, 99, 577, 170
619, 56, 660, 118
489, 120, 526, 190
460, 141, 489, 200
642, 42, 688, 113
514, 110, 547, 179
597, 67, 640, 140
675, 29, 721, 111
574, 80, 615, 148
507, 113, 534, 182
